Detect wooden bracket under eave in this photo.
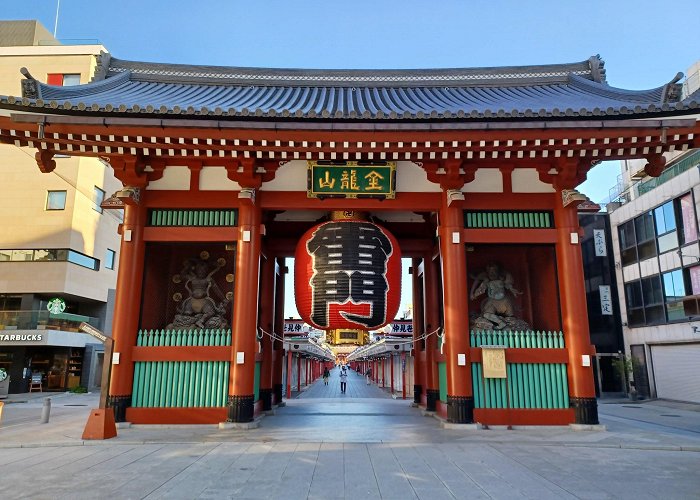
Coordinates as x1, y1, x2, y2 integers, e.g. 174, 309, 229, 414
423, 160, 476, 190
110, 155, 149, 188
551, 158, 588, 191
35, 149, 56, 173
225, 159, 280, 189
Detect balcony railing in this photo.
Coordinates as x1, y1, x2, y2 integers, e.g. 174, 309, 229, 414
0, 310, 100, 332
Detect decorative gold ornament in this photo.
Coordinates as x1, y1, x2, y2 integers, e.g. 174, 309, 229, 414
200, 251, 210, 260
226, 273, 234, 283
173, 293, 182, 302
226, 291, 234, 301
330, 210, 368, 221
217, 257, 226, 266
172, 275, 182, 284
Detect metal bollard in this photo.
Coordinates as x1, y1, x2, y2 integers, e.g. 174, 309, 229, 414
40, 397, 51, 424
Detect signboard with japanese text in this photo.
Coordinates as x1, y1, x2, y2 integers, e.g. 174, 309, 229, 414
482, 346, 507, 378
283, 320, 310, 335
308, 161, 396, 199
599, 285, 613, 315
389, 321, 413, 335
593, 229, 607, 257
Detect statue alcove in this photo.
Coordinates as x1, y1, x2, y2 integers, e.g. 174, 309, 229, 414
140, 242, 235, 330
467, 244, 561, 332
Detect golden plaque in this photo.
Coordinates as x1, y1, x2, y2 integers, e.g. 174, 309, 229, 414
482, 346, 507, 379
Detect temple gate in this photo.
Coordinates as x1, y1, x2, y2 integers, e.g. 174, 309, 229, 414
1, 55, 699, 427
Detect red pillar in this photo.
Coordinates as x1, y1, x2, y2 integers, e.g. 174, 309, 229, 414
258, 254, 275, 411
390, 355, 395, 393
272, 258, 286, 404
423, 252, 441, 412
382, 358, 386, 388
401, 352, 407, 400
297, 355, 302, 392
108, 201, 147, 422
286, 350, 292, 399
227, 193, 261, 422
554, 193, 599, 424
411, 258, 424, 405
439, 190, 473, 423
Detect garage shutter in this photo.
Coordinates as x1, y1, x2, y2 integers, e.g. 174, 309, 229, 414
650, 343, 700, 403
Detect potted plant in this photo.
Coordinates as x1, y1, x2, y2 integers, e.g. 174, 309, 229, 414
612, 353, 639, 400
0, 367, 10, 399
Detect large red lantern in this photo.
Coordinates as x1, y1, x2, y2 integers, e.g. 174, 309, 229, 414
295, 216, 401, 331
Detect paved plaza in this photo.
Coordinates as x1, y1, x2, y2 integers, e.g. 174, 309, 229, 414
1, 368, 700, 499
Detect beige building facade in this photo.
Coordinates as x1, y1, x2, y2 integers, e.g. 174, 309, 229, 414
607, 60, 700, 404
0, 21, 121, 395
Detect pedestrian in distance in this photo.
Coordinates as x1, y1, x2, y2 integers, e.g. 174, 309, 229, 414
365, 368, 372, 385
339, 368, 348, 393
323, 367, 330, 385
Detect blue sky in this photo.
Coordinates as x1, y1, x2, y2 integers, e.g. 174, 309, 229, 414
5, 0, 699, 318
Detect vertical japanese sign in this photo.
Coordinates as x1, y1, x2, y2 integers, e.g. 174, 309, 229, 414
593, 229, 607, 256
599, 285, 613, 315
308, 161, 396, 199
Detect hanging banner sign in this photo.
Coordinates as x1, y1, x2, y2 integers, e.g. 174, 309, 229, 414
308, 161, 396, 199
481, 346, 507, 378
599, 285, 613, 315
594, 229, 607, 256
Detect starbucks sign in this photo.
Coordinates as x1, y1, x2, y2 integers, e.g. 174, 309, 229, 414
47, 297, 66, 314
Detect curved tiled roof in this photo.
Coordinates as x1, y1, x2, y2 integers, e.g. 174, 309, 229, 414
5, 55, 699, 121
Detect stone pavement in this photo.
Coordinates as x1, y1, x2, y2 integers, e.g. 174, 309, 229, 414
1, 369, 699, 499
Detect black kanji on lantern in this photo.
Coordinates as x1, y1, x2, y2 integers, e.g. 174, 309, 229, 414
307, 221, 393, 328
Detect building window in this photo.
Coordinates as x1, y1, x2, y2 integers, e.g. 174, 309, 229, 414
0, 248, 97, 270
634, 211, 657, 261
105, 249, 116, 270
618, 193, 698, 266
93, 186, 105, 214
618, 220, 637, 266
47, 73, 81, 86
654, 201, 678, 253
662, 269, 687, 321
624, 280, 644, 327
46, 190, 67, 210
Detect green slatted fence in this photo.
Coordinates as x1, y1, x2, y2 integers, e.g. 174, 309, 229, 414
254, 361, 261, 402
132, 328, 232, 408
464, 210, 554, 229
438, 362, 447, 402
148, 209, 238, 227
470, 330, 568, 409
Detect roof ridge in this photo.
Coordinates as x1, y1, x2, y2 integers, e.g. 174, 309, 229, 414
104, 56, 596, 87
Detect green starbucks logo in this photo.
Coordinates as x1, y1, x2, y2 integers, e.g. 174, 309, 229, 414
47, 298, 66, 314
0, 368, 7, 382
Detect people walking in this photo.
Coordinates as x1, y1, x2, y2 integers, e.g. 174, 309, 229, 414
365, 368, 372, 385
339, 368, 348, 394
323, 367, 330, 385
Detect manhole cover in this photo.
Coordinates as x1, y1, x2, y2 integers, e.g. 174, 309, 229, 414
622, 405, 642, 408
660, 414, 681, 417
